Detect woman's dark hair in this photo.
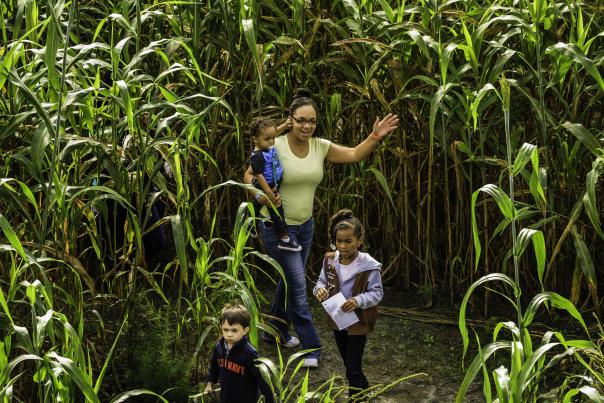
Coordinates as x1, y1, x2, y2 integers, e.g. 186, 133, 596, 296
289, 88, 318, 116
329, 209, 364, 243
220, 302, 250, 328
249, 117, 275, 138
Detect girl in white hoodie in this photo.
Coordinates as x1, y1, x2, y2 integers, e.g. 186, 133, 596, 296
313, 209, 383, 396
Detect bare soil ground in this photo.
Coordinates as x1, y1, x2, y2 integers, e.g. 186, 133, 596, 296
259, 286, 483, 402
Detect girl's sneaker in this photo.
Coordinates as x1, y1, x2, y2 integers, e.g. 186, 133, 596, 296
278, 238, 302, 251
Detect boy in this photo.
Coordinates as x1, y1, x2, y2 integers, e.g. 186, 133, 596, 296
249, 118, 301, 252
205, 303, 274, 403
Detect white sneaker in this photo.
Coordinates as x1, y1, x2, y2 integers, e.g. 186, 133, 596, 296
282, 336, 300, 348
301, 357, 319, 368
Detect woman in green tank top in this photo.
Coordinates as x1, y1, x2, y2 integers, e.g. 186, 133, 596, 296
244, 88, 398, 368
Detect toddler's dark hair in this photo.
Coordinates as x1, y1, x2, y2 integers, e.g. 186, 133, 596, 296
289, 88, 318, 116
249, 117, 275, 138
220, 302, 250, 328
329, 209, 364, 243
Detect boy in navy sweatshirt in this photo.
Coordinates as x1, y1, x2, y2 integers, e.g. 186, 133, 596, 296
205, 303, 274, 403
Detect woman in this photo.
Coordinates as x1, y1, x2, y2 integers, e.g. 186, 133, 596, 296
244, 88, 398, 368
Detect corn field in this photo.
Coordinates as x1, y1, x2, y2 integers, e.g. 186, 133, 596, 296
1, 0, 603, 401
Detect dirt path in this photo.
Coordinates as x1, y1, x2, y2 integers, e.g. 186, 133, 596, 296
259, 287, 483, 402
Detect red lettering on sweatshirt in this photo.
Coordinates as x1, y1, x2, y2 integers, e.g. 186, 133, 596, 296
217, 358, 246, 375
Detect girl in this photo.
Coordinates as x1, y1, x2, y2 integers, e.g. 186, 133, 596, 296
313, 209, 383, 395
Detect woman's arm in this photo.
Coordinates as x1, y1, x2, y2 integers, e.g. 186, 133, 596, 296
244, 166, 258, 199
326, 114, 399, 164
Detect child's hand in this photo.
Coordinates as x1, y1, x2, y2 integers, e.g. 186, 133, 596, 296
316, 287, 329, 301
340, 298, 358, 312
204, 383, 214, 394
277, 117, 292, 134
269, 190, 281, 207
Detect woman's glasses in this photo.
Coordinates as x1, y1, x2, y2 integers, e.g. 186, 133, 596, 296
292, 116, 318, 126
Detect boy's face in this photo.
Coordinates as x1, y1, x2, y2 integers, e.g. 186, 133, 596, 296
253, 126, 277, 150
221, 320, 249, 348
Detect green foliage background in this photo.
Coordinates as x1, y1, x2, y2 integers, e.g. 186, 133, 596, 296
0, 0, 603, 400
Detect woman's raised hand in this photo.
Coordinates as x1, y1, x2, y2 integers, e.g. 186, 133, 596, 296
370, 113, 399, 141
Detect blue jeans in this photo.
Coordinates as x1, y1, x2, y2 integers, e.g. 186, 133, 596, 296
260, 217, 321, 358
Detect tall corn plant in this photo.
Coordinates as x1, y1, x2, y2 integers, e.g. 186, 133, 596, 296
457, 77, 603, 402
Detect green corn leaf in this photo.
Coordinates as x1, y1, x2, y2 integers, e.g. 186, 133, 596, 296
47, 353, 100, 403
298, 370, 310, 402
510, 340, 523, 399
342, 0, 360, 19
456, 341, 511, 403
0, 288, 11, 324
116, 80, 134, 134
562, 122, 602, 157
0, 214, 27, 261
170, 214, 188, 284
460, 19, 478, 72
110, 390, 169, 403
440, 42, 458, 85
242, 19, 262, 93
517, 342, 561, 393
95, 313, 128, 393
523, 292, 587, 333
514, 228, 546, 287
570, 226, 599, 307
563, 386, 604, 403
257, 357, 280, 393
582, 157, 604, 239
7, 68, 57, 144
69, 185, 135, 211
493, 321, 520, 343
512, 143, 537, 177
367, 167, 394, 208
407, 30, 434, 59
475, 334, 492, 403
12, 325, 34, 355
429, 83, 455, 144
492, 365, 510, 403
471, 184, 514, 270
34, 310, 53, 351
377, 0, 395, 22
158, 85, 179, 103
108, 13, 136, 36
459, 273, 518, 361
6, 353, 43, 375
45, 16, 60, 92
470, 83, 497, 130
546, 42, 604, 92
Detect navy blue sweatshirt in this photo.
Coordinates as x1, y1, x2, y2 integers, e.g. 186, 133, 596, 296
206, 336, 274, 403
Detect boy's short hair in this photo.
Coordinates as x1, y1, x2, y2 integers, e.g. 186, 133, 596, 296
220, 302, 250, 328
249, 117, 275, 138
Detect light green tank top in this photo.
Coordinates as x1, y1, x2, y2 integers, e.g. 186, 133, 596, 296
272, 135, 331, 225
